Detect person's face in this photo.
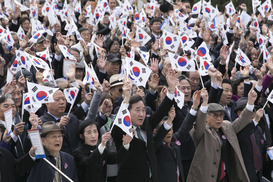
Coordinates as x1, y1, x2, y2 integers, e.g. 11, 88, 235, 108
110, 41, 120, 53
108, 0, 116, 10
189, 71, 200, 91
237, 82, 244, 98
57, 81, 68, 90
206, 111, 224, 130
130, 101, 146, 127
69, 35, 76, 47
220, 83, 232, 106
80, 30, 91, 43
75, 68, 84, 80
103, 14, 110, 25
78, 82, 86, 102
184, 2, 191, 14
106, 61, 120, 76
54, 23, 61, 33
110, 85, 123, 101
251, 48, 258, 62
0, 98, 16, 120
11, 87, 22, 107
42, 131, 63, 156
34, 42, 46, 52
21, 20, 30, 32
150, 21, 161, 34
71, 49, 80, 62
12, 34, 19, 47
46, 90, 66, 117
178, 80, 191, 103
82, 124, 99, 146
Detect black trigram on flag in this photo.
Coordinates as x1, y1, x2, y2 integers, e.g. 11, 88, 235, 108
122, 109, 127, 115
32, 86, 38, 92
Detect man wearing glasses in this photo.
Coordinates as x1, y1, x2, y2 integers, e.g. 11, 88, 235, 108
186, 88, 257, 182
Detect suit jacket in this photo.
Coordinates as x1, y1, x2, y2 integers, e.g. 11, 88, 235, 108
27, 150, 78, 182
238, 122, 267, 182
187, 107, 254, 182
154, 124, 185, 182
73, 144, 108, 182
111, 95, 173, 182
40, 113, 80, 154
0, 147, 35, 182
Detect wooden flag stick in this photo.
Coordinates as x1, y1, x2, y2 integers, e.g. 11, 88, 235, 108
43, 158, 74, 182
21, 90, 25, 122
262, 100, 269, 110
193, 58, 204, 88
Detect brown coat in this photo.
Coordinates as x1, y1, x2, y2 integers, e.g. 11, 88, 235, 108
186, 108, 254, 182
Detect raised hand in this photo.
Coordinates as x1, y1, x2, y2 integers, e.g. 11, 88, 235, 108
122, 133, 133, 145
94, 34, 104, 47
200, 88, 208, 106
97, 55, 107, 71
149, 58, 159, 73
247, 87, 257, 105
167, 107, 176, 123
192, 90, 201, 110
59, 116, 70, 128
94, 80, 103, 94
219, 45, 229, 64
148, 73, 159, 92
102, 79, 111, 93
66, 64, 76, 82
101, 132, 111, 146
101, 99, 113, 116
13, 122, 25, 136
29, 112, 39, 129
240, 66, 250, 77
166, 68, 177, 92
253, 109, 264, 122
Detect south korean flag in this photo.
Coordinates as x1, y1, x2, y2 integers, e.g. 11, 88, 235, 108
168, 52, 195, 72
174, 87, 184, 109
136, 48, 149, 65
162, 30, 180, 53
135, 26, 151, 46
127, 58, 152, 87
64, 87, 79, 104
179, 33, 194, 51
27, 82, 59, 104
112, 103, 133, 138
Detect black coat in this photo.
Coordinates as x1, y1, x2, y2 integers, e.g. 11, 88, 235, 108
73, 144, 108, 182
111, 95, 173, 182
0, 147, 35, 182
27, 150, 78, 182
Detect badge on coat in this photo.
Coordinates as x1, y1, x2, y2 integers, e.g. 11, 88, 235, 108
64, 162, 68, 169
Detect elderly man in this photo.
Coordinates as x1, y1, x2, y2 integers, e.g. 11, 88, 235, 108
40, 90, 80, 154
26, 121, 78, 182
187, 88, 257, 182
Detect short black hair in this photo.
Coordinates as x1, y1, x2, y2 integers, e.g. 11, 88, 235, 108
150, 18, 162, 26
79, 27, 91, 34
78, 119, 100, 144
222, 79, 232, 86
128, 95, 144, 111
178, 75, 190, 85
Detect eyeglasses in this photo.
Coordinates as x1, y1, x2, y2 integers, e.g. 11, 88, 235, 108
209, 113, 224, 119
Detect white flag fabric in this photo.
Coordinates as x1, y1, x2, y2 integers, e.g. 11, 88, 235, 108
109, 13, 117, 29
135, 26, 151, 46
30, 4, 38, 19
9, 59, 20, 74
168, 52, 195, 72
74, 1, 82, 14
225, 1, 236, 16
180, 33, 194, 51
258, 0, 271, 17
263, 47, 271, 64
127, 47, 135, 60
58, 45, 77, 61
29, 30, 45, 44
17, 26, 25, 41
27, 82, 59, 103
64, 87, 79, 104
137, 48, 149, 65
28, 54, 50, 70
267, 89, 273, 103
196, 42, 211, 62
43, 69, 56, 86
199, 58, 214, 76
257, 32, 268, 48
127, 58, 152, 87
36, 47, 52, 63
235, 48, 251, 66
191, 1, 201, 15
42, 0, 52, 16
253, 0, 261, 13
15, 50, 31, 71
162, 30, 180, 52
83, 61, 99, 89
174, 87, 184, 109
113, 103, 133, 137
23, 93, 42, 113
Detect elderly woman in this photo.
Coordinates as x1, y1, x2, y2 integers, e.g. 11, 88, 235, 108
73, 119, 111, 182
27, 121, 78, 182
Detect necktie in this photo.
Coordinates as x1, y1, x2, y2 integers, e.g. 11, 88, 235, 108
224, 106, 231, 120
136, 127, 144, 142
15, 138, 24, 158
250, 134, 262, 170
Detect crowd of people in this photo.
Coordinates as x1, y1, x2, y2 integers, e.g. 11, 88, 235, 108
0, 0, 273, 181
